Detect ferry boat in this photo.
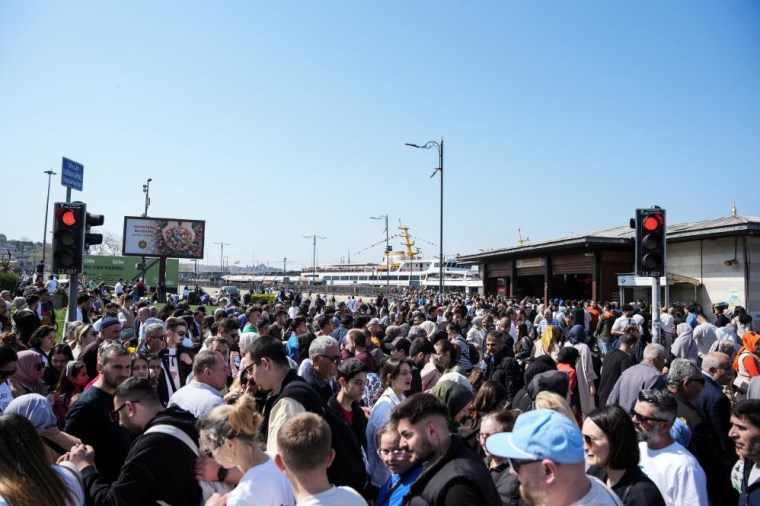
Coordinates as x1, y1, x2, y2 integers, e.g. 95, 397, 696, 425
299, 225, 482, 292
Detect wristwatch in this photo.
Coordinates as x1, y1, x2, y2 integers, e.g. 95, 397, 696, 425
217, 465, 229, 482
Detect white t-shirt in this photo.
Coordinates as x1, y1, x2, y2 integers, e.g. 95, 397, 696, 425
638, 441, 708, 506
227, 458, 295, 506
298, 486, 365, 506
568, 476, 623, 506
0, 380, 11, 413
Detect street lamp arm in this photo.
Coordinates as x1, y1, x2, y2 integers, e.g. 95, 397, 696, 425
405, 141, 441, 152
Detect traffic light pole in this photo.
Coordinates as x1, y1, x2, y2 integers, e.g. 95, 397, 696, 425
652, 277, 661, 345
64, 188, 78, 334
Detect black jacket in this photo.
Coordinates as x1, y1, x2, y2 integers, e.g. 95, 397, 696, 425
674, 393, 738, 505
262, 369, 368, 495
490, 462, 529, 506
740, 460, 760, 506
156, 346, 193, 405
587, 466, 665, 506
484, 349, 524, 404
403, 435, 501, 506
304, 368, 337, 404
327, 393, 368, 450
82, 406, 202, 506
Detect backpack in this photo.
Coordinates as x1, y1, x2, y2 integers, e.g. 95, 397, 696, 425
454, 335, 479, 368
467, 341, 480, 366
279, 379, 369, 495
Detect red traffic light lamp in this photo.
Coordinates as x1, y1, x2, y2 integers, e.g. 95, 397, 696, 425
52, 202, 86, 274
634, 207, 666, 278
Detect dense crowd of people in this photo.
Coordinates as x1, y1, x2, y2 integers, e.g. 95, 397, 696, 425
0, 281, 759, 505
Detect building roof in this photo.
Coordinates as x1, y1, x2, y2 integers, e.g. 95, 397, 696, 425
459, 215, 760, 262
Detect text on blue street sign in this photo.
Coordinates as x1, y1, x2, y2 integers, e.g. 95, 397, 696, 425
61, 157, 84, 191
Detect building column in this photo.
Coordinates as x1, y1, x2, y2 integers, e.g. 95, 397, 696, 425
510, 261, 517, 298
543, 256, 552, 305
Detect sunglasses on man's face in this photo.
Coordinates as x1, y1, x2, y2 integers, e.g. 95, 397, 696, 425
508, 458, 541, 473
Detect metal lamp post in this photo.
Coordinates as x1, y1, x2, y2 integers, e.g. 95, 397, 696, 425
41, 169, 57, 273
371, 215, 390, 298
303, 235, 326, 287
406, 138, 444, 303
141, 178, 152, 282
214, 242, 230, 287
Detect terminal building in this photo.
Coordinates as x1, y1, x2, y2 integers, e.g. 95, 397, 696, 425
458, 211, 760, 319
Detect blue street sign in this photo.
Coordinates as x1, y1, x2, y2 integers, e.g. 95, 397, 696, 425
61, 157, 84, 191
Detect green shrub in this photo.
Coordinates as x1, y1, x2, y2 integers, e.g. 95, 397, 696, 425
250, 294, 276, 305
0, 273, 19, 292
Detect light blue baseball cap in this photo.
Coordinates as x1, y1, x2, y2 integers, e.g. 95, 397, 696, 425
486, 409, 584, 464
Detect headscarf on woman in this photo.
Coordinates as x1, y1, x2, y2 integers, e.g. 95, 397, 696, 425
10, 350, 45, 395
4, 393, 81, 463
419, 320, 437, 339
5, 393, 57, 430
671, 323, 698, 363
733, 331, 760, 373
541, 325, 561, 352
567, 325, 585, 346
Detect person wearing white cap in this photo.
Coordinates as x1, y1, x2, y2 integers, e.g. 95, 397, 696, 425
486, 409, 623, 506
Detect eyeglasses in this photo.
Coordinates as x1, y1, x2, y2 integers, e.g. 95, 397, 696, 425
687, 377, 705, 384
114, 399, 140, 413
175, 331, 187, 336
318, 355, 342, 364
149, 334, 166, 340
0, 368, 17, 380
630, 409, 667, 424
508, 458, 541, 473
377, 447, 407, 457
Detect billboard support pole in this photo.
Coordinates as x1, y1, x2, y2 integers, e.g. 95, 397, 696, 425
158, 256, 167, 302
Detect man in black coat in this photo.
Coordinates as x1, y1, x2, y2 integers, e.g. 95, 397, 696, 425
484, 330, 523, 405
668, 358, 738, 505
391, 393, 501, 505
63, 377, 201, 506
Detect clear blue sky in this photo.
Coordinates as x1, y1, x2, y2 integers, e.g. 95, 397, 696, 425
1, 1, 758, 269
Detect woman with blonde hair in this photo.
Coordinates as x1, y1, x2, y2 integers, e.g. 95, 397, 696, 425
533, 390, 577, 424
63, 321, 84, 350
198, 394, 294, 506
0, 412, 84, 505
71, 324, 96, 360
532, 325, 561, 362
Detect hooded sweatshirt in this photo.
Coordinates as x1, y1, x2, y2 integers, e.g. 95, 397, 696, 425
83, 406, 201, 506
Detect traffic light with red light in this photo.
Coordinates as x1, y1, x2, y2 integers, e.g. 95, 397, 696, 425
635, 207, 666, 277
52, 202, 86, 274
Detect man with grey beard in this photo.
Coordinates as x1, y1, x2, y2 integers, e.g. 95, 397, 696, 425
632, 389, 708, 506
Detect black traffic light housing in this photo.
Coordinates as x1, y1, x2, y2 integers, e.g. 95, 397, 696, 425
85, 212, 105, 250
52, 202, 86, 274
635, 207, 666, 277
